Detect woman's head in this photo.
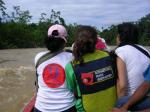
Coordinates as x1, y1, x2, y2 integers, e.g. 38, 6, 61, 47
117, 23, 139, 46
73, 25, 97, 64
45, 24, 67, 52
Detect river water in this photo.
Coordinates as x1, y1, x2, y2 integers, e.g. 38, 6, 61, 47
0, 47, 150, 112
0, 67, 35, 112
0, 48, 45, 112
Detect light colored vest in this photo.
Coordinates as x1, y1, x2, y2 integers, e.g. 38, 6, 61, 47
35, 51, 75, 112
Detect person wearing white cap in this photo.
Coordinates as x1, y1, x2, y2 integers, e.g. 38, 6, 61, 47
34, 24, 76, 112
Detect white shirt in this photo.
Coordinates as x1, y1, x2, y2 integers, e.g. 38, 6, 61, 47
115, 45, 150, 96
34, 51, 75, 112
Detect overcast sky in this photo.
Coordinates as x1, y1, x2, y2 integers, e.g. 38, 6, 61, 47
3, 0, 150, 29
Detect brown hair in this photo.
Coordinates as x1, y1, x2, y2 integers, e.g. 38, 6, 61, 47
73, 25, 97, 64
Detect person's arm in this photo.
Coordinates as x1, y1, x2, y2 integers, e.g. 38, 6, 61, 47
116, 57, 127, 98
121, 64, 150, 110
110, 82, 150, 112
65, 63, 85, 112
121, 81, 150, 110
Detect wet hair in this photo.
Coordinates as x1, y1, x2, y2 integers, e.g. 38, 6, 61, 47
73, 25, 97, 64
45, 30, 65, 52
118, 23, 139, 46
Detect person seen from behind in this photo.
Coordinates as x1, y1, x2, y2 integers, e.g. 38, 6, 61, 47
65, 25, 117, 112
34, 24, 76, 112
112, 23, 150, 111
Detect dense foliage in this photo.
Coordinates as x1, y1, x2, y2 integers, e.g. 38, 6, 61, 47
99, 14, 150, 45
0, 0, 149, 49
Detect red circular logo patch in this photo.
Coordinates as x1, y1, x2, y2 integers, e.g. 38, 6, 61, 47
43, 63, 65, 88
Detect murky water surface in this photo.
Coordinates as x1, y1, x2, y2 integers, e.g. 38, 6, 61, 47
0, 67, 35, 112
0, 48, 45, 112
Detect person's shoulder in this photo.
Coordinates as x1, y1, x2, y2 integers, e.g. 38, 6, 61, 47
137, 45, 150, 54
116, 45, 129, 49
58, 50, 73, 60
95, 50, 110, 58
117, 45, 149, 55
64, 51, 73, 59
35, 51, 49, 59
115, 45, 132, 52
34, 51, 49, 65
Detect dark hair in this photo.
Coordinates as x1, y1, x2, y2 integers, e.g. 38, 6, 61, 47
45, 30, 65, 52
118, 22, 139, 46
73, 25, 97, 64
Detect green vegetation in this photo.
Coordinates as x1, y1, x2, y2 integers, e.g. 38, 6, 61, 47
99, 14, 150, 46
0, 0, 149, 49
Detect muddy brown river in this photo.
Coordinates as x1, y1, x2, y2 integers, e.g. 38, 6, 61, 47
0, 47, 150, 112
0, 48, 45, 112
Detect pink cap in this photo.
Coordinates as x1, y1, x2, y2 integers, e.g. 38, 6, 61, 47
47, 24, 67, 42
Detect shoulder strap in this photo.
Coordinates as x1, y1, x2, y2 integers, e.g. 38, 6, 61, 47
35, 50, 62, 68
35, 52, 50, 68
64, 49, 73, 53
130, 44, 150, 59
35, 49, 72, 69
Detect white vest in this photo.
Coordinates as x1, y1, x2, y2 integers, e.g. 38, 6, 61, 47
34, 51, 75, 112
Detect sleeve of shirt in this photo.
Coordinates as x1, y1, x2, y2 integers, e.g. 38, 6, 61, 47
115, 47, 126, 62
144, 65, 150, 83
65, 63, 85, 112
65, 62, 76, 91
